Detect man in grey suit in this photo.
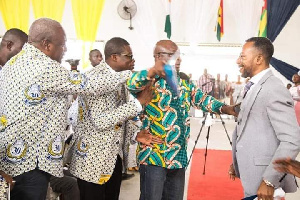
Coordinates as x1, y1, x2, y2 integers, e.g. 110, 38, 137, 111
229, 37, 300, 199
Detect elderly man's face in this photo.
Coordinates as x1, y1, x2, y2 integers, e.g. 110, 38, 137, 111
49, 28, 67, 63
153, 45, 177, 63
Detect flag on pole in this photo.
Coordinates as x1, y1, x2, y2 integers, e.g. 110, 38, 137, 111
215, 0, 224, 41
164, 0, 171, 39
258, 0, 267, 37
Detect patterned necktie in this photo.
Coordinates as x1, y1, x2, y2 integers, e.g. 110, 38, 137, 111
243, 81, 254, 98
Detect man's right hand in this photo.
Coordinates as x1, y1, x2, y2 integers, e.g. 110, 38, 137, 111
221, 104, 239, 117
147, 60, 166, 79
0, 170, 14, 190
228, 164, 237, 180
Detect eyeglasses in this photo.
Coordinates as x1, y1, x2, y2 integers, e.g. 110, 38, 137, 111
120, 53, 133, 60
156, 52, 175, 57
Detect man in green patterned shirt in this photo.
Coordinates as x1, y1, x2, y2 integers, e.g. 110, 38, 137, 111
127, 40, 236, 200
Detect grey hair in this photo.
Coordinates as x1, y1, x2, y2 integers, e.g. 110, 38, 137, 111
28, 18, 62, 43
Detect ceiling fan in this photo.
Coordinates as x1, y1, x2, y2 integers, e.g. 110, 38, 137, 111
117, 0, 137, 30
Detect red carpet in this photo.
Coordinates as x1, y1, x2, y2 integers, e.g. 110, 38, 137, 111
187, 149, 244, 200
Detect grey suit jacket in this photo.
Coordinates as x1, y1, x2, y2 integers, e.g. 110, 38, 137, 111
232, 70, 300, 196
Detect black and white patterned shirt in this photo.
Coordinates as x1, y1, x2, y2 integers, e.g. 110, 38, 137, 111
0, 43, 130, 178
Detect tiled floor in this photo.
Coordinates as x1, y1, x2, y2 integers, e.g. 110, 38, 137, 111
120, 115, 300, 200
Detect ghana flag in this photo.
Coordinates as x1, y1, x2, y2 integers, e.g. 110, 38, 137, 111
258, 0, 267, 37
216, 0, 223, 41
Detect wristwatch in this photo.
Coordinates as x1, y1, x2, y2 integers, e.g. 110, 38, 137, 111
263, 179, 275, 188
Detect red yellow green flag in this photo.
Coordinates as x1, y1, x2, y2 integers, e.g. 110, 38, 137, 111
216, 0, 223, 41
258, 0, 267, 37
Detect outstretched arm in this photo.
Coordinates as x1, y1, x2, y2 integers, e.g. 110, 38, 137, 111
40, 63, 132, 96
88, 85, 154, 131
127, 60, 166, 94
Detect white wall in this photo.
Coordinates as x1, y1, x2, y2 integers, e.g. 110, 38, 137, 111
0, 0, 299, 83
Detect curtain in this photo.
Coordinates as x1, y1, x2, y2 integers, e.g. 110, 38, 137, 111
268, 0, 299, 81
165, 0, 186, 42
71, 0, 105, 68
184, 0, 220, 44
228, 0, 263, 43
267, 0, 299, 42
133, 0, 160, 49
131, 0, 161, 69
133, 0, 186, 47
71, 0, 105, 41
270, 58, 299, 81
31, 0, 66, 22
0, 0, 30, 33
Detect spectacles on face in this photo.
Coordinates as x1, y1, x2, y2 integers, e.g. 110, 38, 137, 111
120, 53, 133, 60
154, 52, 175, 58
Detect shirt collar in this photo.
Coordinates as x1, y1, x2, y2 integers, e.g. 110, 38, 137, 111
107, 64, 116, 74
22, 43, 61, 66
249, 68, 271, 85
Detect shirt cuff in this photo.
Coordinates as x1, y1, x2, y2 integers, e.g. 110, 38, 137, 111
131, 130, 139, 144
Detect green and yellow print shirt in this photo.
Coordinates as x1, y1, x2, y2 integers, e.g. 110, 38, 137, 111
127, 70, 224, 169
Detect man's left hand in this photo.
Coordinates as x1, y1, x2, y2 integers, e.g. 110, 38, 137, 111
136, 130, 163, 147
257, 180, 275, 200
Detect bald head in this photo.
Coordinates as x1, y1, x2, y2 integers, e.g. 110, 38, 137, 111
28, 18, 66, 63
0, 28, 28, 66
154, 40, 178, 54
153, 40, 179, 66
153, 40, 178, 62
29, 18, 63, 44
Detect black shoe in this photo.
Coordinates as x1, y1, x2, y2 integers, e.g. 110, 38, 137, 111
122, 173, 135, 180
